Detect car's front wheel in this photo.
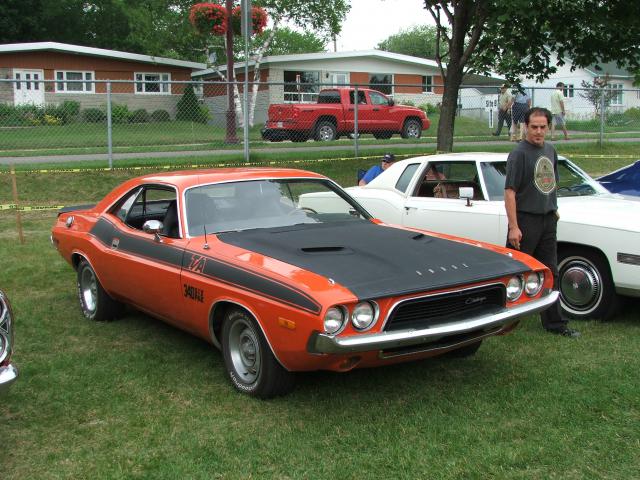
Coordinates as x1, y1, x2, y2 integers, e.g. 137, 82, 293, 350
222, 308, 295, 398
401, 119, 422, 139
558, 247, 619, 320
76, 259, 123, 321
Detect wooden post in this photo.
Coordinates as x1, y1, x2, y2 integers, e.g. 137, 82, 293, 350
10, 165, 25, 244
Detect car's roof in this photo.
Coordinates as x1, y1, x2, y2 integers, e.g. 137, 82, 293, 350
136, 167, 327, 189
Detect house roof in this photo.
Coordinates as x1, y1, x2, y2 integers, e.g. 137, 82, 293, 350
0, 42, 206, 70
192, 49, 504, 85
584, 61, 633, 79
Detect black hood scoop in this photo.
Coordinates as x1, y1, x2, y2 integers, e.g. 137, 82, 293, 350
218, 221, 529, 300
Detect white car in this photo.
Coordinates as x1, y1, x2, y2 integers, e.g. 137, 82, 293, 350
342, 153, 640, 320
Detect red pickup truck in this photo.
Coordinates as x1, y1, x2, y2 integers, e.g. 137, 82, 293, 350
261, 87, 430, 142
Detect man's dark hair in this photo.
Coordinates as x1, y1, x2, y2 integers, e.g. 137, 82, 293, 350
525, 107, 552, 126
556, 81, 565, 87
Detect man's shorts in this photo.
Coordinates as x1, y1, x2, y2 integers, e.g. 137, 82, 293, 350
553, 113, 565, 126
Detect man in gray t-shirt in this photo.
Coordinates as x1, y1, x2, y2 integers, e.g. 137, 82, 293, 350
505, 107, 580, 338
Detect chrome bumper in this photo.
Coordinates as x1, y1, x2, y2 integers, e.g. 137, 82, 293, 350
308, 291, 559, 354
0, 363, 18, 392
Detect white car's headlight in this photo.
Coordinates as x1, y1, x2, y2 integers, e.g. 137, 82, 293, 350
324, 306, 346, 334
525, 271, 544, 296
351, 301, 378, 331
506, 275, 524, 302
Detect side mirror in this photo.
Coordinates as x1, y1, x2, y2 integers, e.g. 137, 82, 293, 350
459, 187, 474, 207
388, 98, 395, 106
143, 219, 164, 241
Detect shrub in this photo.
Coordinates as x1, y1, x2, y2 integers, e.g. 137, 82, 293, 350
59, 100, 81, 123
419, 103, 439, 115
151, 109, 171, 122
129, 108, 150, 123
401, 100, 416, 106
623, 107, 640, 121
83, 108, 106, 123
176, 84, 208, 123
111, 103, 131, 124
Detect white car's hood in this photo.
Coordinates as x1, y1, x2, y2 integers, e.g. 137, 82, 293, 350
559, 194, 640, 232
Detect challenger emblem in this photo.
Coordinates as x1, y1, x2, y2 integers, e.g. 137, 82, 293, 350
465, 296, 487, 305
187, 254, 207, 273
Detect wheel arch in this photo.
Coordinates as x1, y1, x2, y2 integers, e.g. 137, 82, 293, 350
557, 241, 613, 275
314, 115, 337, 128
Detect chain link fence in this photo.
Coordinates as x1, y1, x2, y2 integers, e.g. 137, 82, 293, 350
1, 78, 639, 164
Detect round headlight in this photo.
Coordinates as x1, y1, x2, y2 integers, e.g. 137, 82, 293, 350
506, 275, 524, 301
525, 271, 544, 296
324, 306, 346, 334
352, 301, 377, 330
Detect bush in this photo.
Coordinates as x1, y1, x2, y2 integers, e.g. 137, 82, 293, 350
83, 108, 106, 123
129, 108, 150, 123
419, 103, 439, 115
176, 84, 208, 123
111, 103, 131, 124
59, 100, 81, 123
151, 109, 171, 122
401, 100, 416, 107
623, 107, 640, 121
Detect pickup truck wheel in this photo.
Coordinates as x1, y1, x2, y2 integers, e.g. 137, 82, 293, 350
314, 121, 337, 141
222, 308, 295, 398
557, 247, 619, 320
77, 259, 123, 321
401, 119, 422, 139
373, 131, 393, 139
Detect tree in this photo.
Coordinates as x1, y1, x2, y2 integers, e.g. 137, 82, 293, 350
422, 0, 640, 152
578, 75, 617, 117
376, 25, 446, 60
261, 27, 326, 56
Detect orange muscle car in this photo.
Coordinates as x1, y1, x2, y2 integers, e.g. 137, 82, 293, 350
51, 168, 557, 398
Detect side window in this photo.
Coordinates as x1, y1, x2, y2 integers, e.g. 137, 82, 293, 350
111, 186, 177, 232
413, 162, 482, 200
395, 163, 420, 193
349, 91, 367, 105
369, 91, 388, 106
114, 188, 142, 222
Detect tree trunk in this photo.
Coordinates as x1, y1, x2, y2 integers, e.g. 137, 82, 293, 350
249, 26, 278, 127
436, 68, 464, 152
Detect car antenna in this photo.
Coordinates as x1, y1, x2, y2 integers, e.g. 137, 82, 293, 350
203, 222, 210, 250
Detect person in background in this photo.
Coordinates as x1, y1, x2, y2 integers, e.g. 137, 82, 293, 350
493, 84, 514, 137
550, 82, 570, 140
511, 87, 532, 142
359, 153, 396, 185
504, 107, 580, 338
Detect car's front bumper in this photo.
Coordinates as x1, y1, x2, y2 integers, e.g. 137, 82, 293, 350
308, 291, 559, 355
0, 363, 18, 392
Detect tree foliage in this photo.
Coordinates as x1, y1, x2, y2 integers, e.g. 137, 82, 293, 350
377, 25, 447, 60
261, 27, 326, 56
421, 0, 640, 151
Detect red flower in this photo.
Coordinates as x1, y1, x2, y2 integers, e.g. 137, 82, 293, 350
189, 3, 228, 36
231, 5, 268, 36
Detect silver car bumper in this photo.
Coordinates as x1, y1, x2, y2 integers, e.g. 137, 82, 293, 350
308, 291, 559, 355
0, 363, 18, 392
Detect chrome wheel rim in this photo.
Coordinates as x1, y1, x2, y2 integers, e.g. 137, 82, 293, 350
318, 125, 335, 141
406, 122, 420, 137
80, 267, 98, 314
228, 318, 261, 384
559, 256, 603, 315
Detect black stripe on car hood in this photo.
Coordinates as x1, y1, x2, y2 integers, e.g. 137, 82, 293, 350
217, 221, 530, 300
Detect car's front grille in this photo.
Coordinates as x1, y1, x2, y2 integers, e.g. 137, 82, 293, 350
384, 284, 505, 332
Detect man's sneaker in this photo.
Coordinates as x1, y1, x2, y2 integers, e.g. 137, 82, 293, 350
547, 327, 581, 338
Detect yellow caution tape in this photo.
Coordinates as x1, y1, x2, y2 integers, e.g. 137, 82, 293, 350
0, 204, 65, 212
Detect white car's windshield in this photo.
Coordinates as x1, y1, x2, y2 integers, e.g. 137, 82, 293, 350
480, 159, 607, 201
185, 179, 370, 236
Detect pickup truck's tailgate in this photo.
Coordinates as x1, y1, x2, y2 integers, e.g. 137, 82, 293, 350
268, 104, 296, 122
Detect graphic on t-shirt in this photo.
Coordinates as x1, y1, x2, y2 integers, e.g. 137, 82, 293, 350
534, 156, 556, 194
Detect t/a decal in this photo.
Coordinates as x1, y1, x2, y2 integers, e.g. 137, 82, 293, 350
187, 254, 207, 273
184, 284, 204, 303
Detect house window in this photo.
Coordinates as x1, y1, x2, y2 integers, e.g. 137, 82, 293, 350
135, 73, 171, 94
55, 71, 94, 93
284, 70, 320, 102
422, 75, 433, 93
563, 84, 574, 98
369, 73, 393, 95
608, 83, 623, 106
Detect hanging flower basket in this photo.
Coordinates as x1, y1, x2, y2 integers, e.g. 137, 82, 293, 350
189, 3, 228, 36
231, 5, 268, 36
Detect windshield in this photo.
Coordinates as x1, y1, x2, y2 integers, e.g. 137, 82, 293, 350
480, 159, 607, 201
185, 178, 371, 236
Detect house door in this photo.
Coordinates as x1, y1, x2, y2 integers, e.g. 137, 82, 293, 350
330, 72, 348, 87
13, 70, 45, 105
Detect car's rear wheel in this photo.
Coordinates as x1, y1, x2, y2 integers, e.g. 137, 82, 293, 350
558, 247, 619, 320
222, 308, 295, 398
77, 259, 123, 321
314, 120, 337, 141
401, 119, 422, 139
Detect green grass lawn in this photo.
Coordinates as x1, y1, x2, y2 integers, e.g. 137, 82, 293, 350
1, 145, 640, 479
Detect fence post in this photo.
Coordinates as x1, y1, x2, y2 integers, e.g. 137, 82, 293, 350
599, 87, 605, 147
106, 81, 113, 169
354, 85, 359, 158
10, 165, 25, 245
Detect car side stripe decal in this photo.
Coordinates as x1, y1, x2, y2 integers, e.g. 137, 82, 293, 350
90, 218, 322, 315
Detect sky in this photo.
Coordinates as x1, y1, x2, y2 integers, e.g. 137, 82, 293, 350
334, 0, 435, 52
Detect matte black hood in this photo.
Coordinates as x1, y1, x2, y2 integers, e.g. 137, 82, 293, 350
218, 221, 529, 300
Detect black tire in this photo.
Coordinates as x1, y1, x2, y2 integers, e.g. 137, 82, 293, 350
314, 120, 337, 141
401, 119, 422, 139
557, 246, 619, 320
76, 259, 123, 321
222, 308, 295, 398
373, 131, 393, 139
446, 340, 482, 358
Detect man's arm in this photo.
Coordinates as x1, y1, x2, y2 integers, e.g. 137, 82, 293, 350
504, 188, 522, 250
